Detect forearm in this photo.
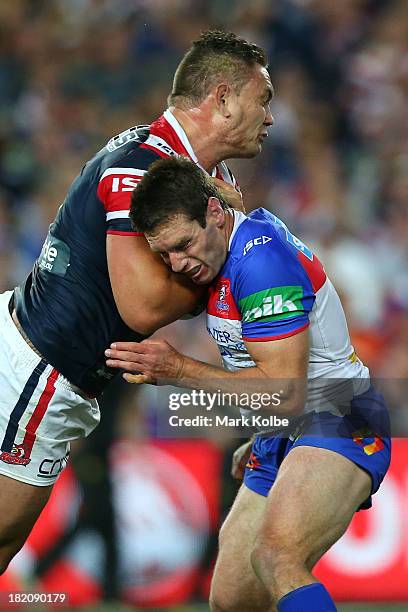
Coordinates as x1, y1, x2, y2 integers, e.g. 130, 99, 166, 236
105, 336, 308, 418
166, 356, 306, 417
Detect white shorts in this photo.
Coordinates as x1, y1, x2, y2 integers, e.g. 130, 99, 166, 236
0, 291, 100, 486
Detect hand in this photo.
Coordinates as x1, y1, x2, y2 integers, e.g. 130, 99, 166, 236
211, 178, 245, 212
105, 339, 185, 385
231, 440, 253, 480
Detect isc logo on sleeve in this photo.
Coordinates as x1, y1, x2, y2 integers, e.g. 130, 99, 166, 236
243, 235, 272, 256
111, 176, 141, 192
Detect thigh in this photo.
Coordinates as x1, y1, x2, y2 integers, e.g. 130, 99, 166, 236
211, 483, 273, 611
0, 473, 52, 564
256, 446, 372, 569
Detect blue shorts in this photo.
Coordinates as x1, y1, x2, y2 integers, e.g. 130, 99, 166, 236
244, 386, 391, 510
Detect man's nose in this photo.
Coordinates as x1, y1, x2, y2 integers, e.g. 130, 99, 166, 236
265, 105, 274, 126
168, 251, 187, 273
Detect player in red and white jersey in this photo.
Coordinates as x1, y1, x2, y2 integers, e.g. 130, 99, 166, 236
0, 31, 273, 573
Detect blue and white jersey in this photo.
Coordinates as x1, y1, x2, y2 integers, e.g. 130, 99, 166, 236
207, 209, 369, 414
14, 111, 237, 396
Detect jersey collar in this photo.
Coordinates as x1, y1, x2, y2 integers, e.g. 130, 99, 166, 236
228, 210, 248, 251
163, 109, 218, 177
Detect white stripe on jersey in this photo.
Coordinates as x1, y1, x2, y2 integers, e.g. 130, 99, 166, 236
163, 109, 218, 177
106, 210, 130, 221
100, 168, 146, 181
163, 109, 198, 163
218, 161, 237, 188
143, 133, 179, 158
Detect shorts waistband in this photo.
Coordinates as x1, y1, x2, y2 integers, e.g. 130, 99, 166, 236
8, 293, 45, 360
3, 291, 95, 400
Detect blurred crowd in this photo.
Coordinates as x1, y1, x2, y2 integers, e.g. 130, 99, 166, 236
1, 0, 407, 604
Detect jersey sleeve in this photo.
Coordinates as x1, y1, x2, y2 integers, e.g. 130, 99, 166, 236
234, 238, 316, 342
97, 167, 146, 236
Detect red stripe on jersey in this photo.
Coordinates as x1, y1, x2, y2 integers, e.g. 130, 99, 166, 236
243, 322, 309, 342
22, 368, 59, 458
97, 174, 142, 212
297, 251, 326, 293
107, 230, 144, 236
139, 143, 169, 158
207, 278, 241, 320
149, 114, 191, 158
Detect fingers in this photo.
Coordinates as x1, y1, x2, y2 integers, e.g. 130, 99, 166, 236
106, 347, 146, 363
211, 178, 245, 211
109, 341, 156, 353
231, 452, 244, 480
106, 357, 146, 372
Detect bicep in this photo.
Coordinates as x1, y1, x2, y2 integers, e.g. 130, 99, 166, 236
107, 234, 204, 334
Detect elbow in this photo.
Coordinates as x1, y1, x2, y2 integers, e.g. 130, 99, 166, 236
123, 314, 161, 336
269, 380, 307, 418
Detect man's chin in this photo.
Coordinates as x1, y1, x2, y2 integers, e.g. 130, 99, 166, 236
235, 144, 262, 159
192, 267, 216, 285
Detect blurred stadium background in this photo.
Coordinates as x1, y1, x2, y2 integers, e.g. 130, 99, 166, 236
0, 0, 407, 610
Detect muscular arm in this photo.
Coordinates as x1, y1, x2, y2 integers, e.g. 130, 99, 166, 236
106, 327, 309, 418
107, 234, 206, 335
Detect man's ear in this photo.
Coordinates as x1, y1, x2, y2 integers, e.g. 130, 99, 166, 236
206, 197, 225, 227
215, 83, 233, 118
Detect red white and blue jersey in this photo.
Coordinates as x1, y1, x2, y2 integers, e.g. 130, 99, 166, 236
15, 110, 237, 396
207, 209, 369, 413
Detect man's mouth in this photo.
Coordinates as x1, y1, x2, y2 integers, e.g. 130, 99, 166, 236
188, 264, 202, 279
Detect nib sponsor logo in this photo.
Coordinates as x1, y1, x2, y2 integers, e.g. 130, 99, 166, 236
240, 286, 304, 323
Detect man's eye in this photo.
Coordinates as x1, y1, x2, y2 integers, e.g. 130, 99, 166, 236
178, 241, 191, 251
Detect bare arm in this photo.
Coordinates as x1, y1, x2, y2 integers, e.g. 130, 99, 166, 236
105, 328, 309, 418
107, 234, 206, 335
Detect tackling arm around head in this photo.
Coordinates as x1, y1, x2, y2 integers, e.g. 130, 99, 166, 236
107, 234, 207, 336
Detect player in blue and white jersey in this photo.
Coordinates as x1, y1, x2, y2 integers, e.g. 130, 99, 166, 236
106, 157, 391, 612
0, 31, 273, 573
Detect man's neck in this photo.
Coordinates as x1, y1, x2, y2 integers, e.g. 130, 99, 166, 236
168, 106, 225, 174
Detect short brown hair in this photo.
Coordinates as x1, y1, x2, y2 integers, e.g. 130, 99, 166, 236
130, 157, 229, 233
168, 30, 268, 108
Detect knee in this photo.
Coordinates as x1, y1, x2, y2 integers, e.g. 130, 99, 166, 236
209, 594, 255, 612
251, 538, 301, 582
209, 580, 251, 612
0, 553, 12, 575
209, 596, 225, 612
0, 539, 24, 575
209, 583, 235, 612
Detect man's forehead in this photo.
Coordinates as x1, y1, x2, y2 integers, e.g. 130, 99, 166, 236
260, 66, 274, 96
249, 64, 274, 97
146, 215, 196, 249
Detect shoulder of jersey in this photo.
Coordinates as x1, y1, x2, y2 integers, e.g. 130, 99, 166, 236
229, 208, 286, 263
82, 125, 161, 180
